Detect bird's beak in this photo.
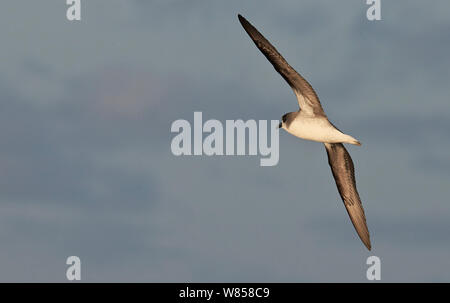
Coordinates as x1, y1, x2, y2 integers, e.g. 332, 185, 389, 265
278, 122, 282, 129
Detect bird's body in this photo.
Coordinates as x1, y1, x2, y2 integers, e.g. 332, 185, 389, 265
284, 111, 361, 145
238, 14, 371, 250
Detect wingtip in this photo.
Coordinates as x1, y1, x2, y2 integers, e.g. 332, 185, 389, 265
362, 237, 372, 251
237, 14, 246, 24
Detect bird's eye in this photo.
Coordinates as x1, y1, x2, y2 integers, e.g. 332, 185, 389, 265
282, 115, 287, 122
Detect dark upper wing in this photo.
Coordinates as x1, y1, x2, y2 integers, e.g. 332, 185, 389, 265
238, 14, 325, 117
324, 143, 371, 250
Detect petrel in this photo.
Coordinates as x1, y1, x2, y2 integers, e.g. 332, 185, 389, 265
238, 14, 371, 250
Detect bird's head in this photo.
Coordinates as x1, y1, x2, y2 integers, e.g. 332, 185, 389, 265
278, 112, 293, 129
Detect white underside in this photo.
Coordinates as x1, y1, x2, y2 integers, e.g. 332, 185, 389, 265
284, 114, 359, 145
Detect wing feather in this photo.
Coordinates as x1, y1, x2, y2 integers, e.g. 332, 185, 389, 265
324, 143, 371, 250
238, 14, 325, 117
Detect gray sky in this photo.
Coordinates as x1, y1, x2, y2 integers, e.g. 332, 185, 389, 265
1, 0, 450, 282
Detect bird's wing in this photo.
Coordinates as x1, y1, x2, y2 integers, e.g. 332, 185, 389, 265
324, 143, 371, 250
238, 14, 325, 117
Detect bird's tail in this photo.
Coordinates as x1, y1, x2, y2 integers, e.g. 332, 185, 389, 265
351, 139, 362, 146
345, 135, 361, 146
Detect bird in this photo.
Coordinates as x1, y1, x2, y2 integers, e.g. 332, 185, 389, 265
238, 14, 371, 250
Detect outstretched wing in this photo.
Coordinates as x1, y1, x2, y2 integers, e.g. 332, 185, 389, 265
238, 14, 325, 117
324, 143, 371, 250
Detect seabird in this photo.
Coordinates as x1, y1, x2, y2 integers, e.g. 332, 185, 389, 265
238, 14, 371, 250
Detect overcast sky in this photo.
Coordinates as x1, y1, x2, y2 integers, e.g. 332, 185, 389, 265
1, 0, 450, 282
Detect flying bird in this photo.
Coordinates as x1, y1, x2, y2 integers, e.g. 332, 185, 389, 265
238, 14, 371, 250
